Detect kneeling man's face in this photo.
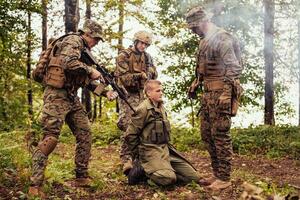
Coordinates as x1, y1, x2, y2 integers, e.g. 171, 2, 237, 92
147, 84, 163, 103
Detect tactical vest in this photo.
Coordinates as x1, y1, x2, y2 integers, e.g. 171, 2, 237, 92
197, 29, 242, 80
32, 33, 83, 89
141, 109, 171, 145
122, 48, 147, 73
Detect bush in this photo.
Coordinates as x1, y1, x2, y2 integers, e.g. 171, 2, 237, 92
171, 125, 204, 152
232, 125, 300, 159
91, 113, 121, 146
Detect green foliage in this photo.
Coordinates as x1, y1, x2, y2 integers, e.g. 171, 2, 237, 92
92, 109, 121, 147
0, 131, 31, 191
0, 0, 41, 131
171, 125, 204, 152
155, 0, 296, 123
232, 125, 300, 159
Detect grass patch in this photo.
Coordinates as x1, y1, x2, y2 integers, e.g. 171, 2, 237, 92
232, 168, 296, 198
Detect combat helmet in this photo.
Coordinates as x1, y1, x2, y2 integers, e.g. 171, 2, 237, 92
186, 6, 213, 28
79, 19, 104, 41
133, 31, 153, 45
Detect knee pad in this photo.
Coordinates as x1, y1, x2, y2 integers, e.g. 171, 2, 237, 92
38, 136, 58, 156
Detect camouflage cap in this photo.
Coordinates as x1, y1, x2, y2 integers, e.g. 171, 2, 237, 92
79, 19, 104, 41
133, 31, 153, 45
186, 6, 212, 28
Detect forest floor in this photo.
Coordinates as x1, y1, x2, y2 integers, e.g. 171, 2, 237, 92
0, 137, 299, 200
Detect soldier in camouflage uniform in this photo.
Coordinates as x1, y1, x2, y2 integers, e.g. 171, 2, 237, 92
125, 80, 200, 186
186, 7, 243, 191
114, 31, 158, 174
28, 19, 118, 197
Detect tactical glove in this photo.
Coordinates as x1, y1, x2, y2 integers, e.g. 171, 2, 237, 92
188, 78, 201, 99
127, 159, 147, 185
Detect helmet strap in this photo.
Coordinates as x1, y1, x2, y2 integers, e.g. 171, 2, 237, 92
134, 40, 142, 54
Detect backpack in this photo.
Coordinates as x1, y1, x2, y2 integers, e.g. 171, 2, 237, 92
32, 33, 79, 84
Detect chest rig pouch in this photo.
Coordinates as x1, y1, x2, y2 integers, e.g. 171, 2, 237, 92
128, 51, 147, 73
120, 49, 148, 92
45, 46, 65, 89
44, 34, 80, 89
199, 38, 225, 78
146, 109, 171, 145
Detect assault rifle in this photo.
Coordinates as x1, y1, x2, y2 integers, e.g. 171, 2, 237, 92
82, 48, 136, 113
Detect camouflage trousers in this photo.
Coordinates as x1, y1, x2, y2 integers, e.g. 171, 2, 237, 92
117, 90, 145, 163
200, 90, 233, 181
30, 87, 92, 186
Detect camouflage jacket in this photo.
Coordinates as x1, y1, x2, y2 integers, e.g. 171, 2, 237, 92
114, 47, 158, 92
196, 27, 243, 82
125, 98, 192, 174
53, 34, 106, 98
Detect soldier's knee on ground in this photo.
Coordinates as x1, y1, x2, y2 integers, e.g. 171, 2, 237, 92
176, 169, 201, 184
185, 171, 201, 183
149, 169, 177, 186
38, 135, 58, 156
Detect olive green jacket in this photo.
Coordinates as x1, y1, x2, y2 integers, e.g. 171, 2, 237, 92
125, 98, 193, 174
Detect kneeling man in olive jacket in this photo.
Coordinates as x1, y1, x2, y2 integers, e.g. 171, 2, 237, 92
124, 80, 200, 186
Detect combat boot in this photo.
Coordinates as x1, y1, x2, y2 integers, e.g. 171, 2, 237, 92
28, 186, 46, 199
65, 177, 92, 188
198, 176, 217, 186
74, 177, 92, 187
208, 179, 231, 191
122, 160, 133, 175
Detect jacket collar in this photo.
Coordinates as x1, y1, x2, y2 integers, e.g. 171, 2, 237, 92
145, 98, 163, 113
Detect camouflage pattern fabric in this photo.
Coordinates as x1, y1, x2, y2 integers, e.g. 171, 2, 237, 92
200, 90, 232, 181
30, 149, 47, 186
195, 26, 242, 182
79, 19, 104, 40
30, 87, 92, 186
115, 47, 158, 164
30, 33, 103, 187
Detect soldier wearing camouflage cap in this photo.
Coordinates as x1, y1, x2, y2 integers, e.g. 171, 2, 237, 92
114, 30, 158, 175
79, 19, 104, 41
186, 6, 243, 191
28, 19, 118, 198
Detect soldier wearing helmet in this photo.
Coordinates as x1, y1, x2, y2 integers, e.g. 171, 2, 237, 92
186, 6, 243, 191
114, 30, 158, 175
28, 19, 118, 198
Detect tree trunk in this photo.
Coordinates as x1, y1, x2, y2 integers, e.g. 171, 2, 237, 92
118, 0, 125, 53
64, 0, 79, 33
86, 0, 91, 19
298, 19, 300, 126
263, 0, 275, 125
99, 97, 102, 118
27, 0, 33, 117
84, 88, 92, 119
190, 99, 195, 128
115, 0, 125, 113
42, 0, 47, 50
93, 94, 97, 121
82, 0, 92, 119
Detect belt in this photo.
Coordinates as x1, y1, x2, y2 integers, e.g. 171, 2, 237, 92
203, 80, 225, 91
